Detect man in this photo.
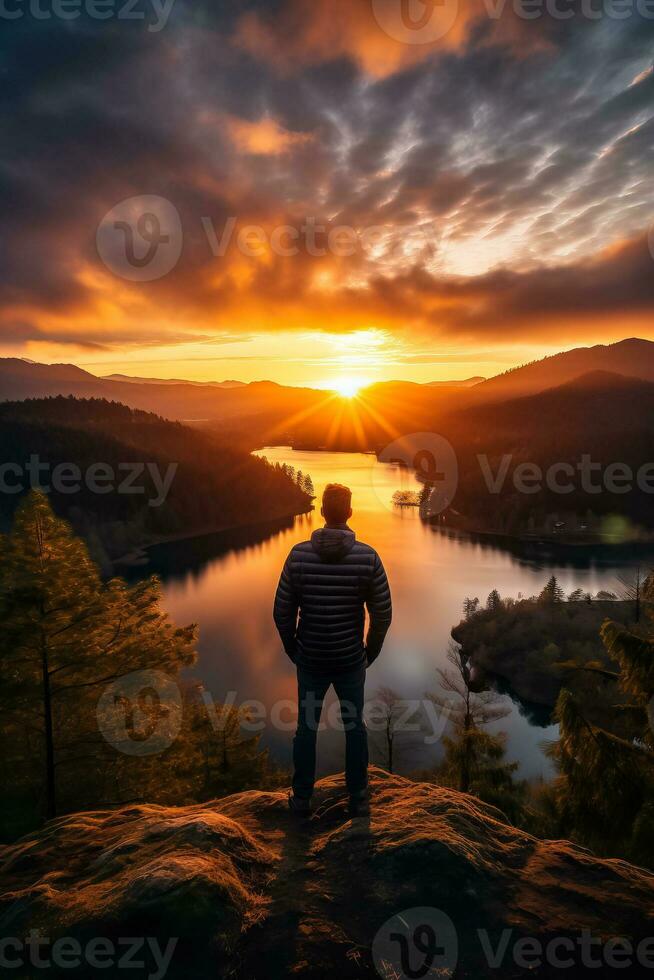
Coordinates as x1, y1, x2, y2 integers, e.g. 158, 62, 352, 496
273, 483, 392, 816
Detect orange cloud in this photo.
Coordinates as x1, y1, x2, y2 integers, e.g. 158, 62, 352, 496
235, 0, 469, 78
234, 0, 551, 79
224, 115, 313, 156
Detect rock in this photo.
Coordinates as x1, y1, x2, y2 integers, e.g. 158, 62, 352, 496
1, 769, 653, 978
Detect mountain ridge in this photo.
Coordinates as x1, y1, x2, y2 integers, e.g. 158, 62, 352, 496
1, 340, 653, 450
103, 374, 246, 388
471, 338, 654, 402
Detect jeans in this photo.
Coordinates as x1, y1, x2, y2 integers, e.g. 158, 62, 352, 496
293, 665, 368, 800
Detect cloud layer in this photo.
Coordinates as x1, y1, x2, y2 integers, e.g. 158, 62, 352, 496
1, 0, 654, 367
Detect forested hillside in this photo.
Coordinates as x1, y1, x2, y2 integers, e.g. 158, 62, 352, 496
451, 577, 654, 867
0, 397, 313, 566
438, 372, 654, 537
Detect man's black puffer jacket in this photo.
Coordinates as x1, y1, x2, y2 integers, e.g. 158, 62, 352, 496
273, 524, 392, 674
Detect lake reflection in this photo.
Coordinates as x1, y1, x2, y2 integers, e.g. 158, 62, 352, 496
141, 448, 648, 782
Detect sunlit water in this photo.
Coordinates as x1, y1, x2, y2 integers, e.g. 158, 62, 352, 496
141, 448, 648, 782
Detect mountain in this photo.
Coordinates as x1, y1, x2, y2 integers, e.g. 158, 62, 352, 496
0, 358, 105, 399
2, 339, 654, 453
456, 369, 654, 439
441, 370, 654, 535
1, 768, 651, 979
0, 359, 444, 448
103, 374, 246, 388
471, 338, 654, 402
0, 359, 327, 430
0, 397, 312, 567
427, 376, 485, 387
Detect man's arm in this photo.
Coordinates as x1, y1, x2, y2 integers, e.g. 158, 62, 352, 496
364, 554, 392, 666
273, 553, 299, 662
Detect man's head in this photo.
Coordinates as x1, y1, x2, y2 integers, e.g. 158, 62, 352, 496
321, 483, 352, 526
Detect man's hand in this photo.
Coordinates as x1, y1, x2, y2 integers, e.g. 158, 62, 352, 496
274, 553, 300, 663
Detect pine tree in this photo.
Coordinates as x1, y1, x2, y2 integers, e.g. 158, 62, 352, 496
179, 691, 280, 799
548, 607, 654, 865
302, 474, 315, 497
539, 575, 565, 603
463, 597, 480, 619
486, 589, 503, 612
0, 492, 197, 824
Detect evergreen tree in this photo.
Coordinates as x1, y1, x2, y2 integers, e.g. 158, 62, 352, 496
302, 474, 315, 497
486, 589, 503, 612
463, 597, 480, 619
179, 691, 282, 799
548, 607, 654, 865
539, 575, 565, 603
0, 492, 196, 825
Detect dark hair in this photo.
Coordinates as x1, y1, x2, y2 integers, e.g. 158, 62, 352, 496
322, 483, 352, 524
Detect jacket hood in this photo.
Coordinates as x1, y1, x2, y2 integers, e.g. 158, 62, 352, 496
310, 525, 356, 562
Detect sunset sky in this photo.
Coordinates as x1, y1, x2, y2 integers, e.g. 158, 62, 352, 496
3, 0, 654, 386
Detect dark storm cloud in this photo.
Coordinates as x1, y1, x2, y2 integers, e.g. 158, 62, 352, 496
367, 232, 654, 341
0, 321, 108, 350
0, 0, 653, 350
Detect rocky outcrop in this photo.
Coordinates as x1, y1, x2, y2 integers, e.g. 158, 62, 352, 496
1, 769, 653, 978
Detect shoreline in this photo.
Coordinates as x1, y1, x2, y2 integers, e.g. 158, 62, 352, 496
258, 445, 654, 555
112, 504, 313, 570
430, 518, 654, 558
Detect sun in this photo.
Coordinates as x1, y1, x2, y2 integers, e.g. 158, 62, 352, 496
333, 377, 367, 399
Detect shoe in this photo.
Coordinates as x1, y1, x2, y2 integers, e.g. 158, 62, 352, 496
288, 792, 312, 816
348, 790, 370, 817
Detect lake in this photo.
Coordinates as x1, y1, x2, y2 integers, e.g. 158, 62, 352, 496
141, 447, 647, 783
